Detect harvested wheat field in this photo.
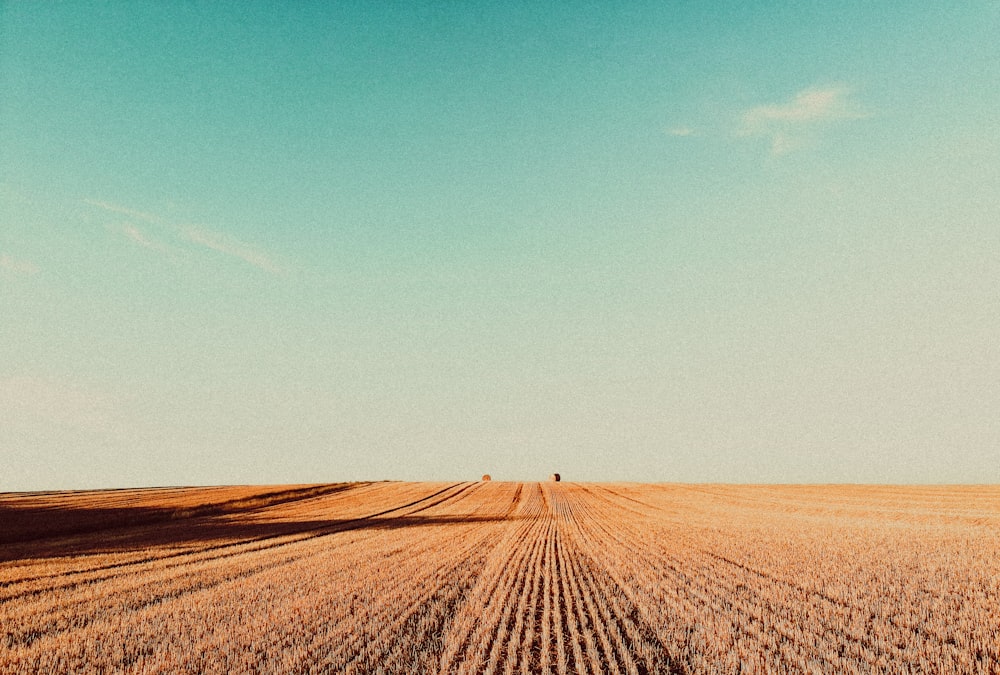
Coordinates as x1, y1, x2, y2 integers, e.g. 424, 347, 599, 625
1, 482, 998, 674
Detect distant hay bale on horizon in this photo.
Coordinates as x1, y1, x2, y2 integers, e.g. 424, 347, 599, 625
549, 473, 561, 482
481, 474, 491, 481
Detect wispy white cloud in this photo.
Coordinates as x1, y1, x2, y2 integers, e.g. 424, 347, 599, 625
89, 198, 171, 251
0, 253, 38, 276
112, 223, 169, 252
668, 126, 697, 137
123, 224, 158, 248
739, 85, 867, 155
742, 86, 864, 125
84, 198, 162, 223
181, 226, 282, 275
85, 197, 283, 274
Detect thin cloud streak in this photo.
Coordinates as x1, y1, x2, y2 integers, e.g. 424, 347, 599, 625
85, 198, 282, 274
181, 226, 282, 275
0, 253, 39, 275
123, 225, 158, 249
105, 222, 168, 251
84, 199, 162, 223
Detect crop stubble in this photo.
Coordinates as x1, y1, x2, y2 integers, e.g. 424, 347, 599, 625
1, 482, 997, 673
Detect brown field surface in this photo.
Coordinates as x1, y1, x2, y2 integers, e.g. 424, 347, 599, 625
1, 482, 998, 673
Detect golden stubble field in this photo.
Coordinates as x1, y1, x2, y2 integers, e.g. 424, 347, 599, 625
1, 481, 998, 674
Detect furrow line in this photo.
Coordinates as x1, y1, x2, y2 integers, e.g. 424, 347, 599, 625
566, 547, 635, 675
578, 501, 902, 666
566, 491, 863, 671
443, 519, 539, 673
328, 524, 495, 672
555, 510, 604, 675
557, 494, 625, 675
557, 485, 682, 674
540, 514, 557, 675
519, 517, 554, 675
496, 515, 549, 675
552, 526, 580, 675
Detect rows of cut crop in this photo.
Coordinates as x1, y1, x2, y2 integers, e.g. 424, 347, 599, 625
436, 482, 548, 674
632, 484, 1000, 668
564, 483, 1000, 674
0, 481, 419, 605
0, 484, 359, 551
0, 482, 519, 674
2, 481, 998, 673
546, 486, 670, 675
437, 483, 670, 675
0, 482, 397, 584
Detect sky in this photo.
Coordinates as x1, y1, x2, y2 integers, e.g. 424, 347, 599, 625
2, 2, 999, 490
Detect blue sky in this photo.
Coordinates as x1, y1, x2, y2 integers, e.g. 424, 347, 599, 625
2, 2, 999, 489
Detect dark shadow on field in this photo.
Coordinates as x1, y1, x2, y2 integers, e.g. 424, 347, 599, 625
0, 484, 356, 546
0, 504, 516, 563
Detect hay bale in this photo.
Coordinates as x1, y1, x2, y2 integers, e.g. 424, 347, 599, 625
549, 473, 561, 482
481, 474, 492, 481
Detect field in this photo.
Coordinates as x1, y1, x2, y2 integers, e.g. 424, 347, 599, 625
1, 482, 998, 674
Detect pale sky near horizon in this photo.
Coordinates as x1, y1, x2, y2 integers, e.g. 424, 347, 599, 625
2, 2, 999, 490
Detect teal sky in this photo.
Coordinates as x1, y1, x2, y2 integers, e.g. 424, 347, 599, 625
2, 2, 999, 489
